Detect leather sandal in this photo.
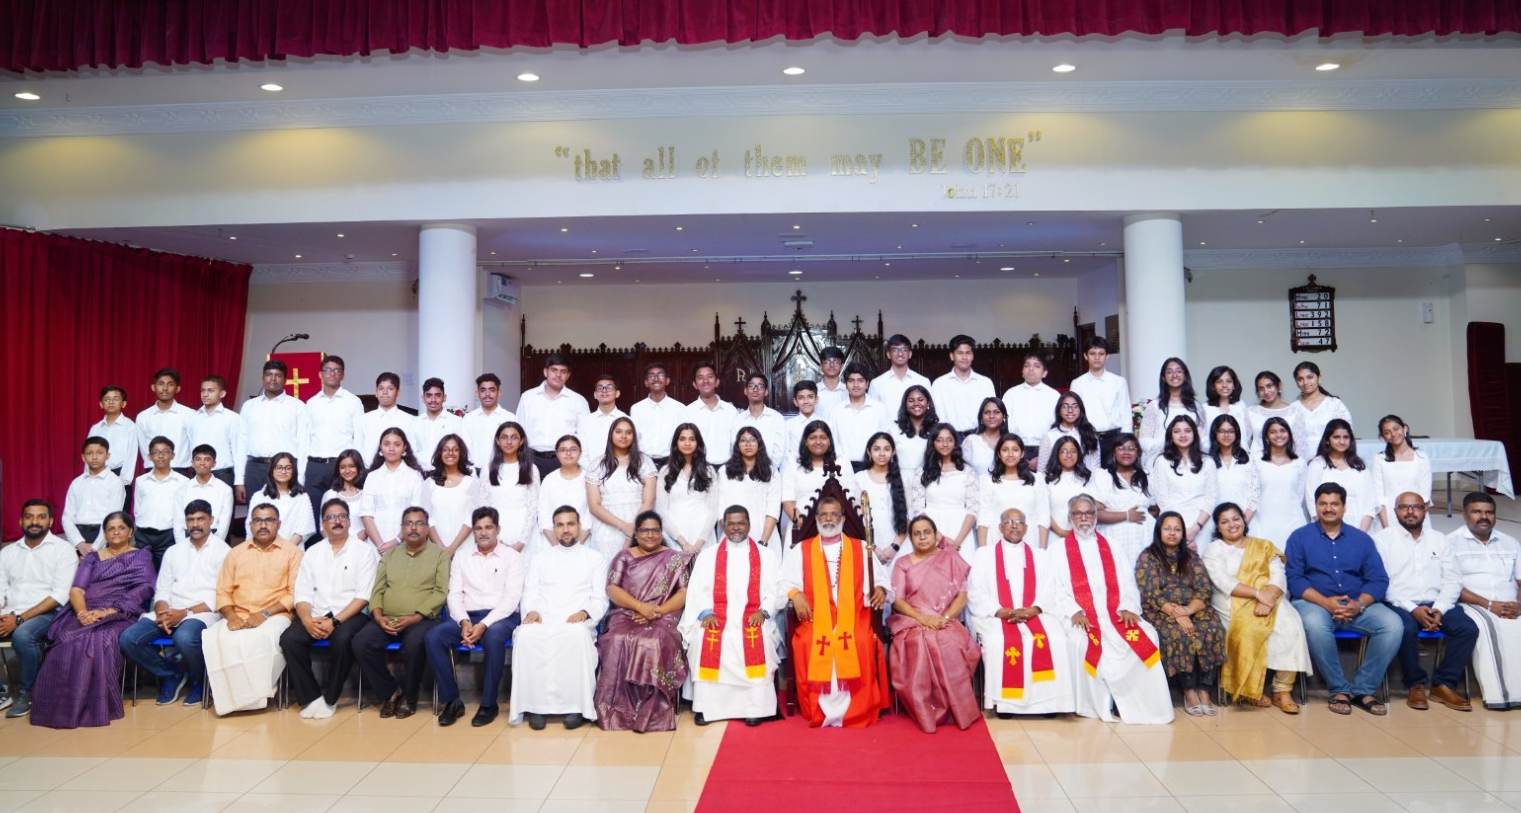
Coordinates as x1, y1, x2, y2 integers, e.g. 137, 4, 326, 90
1353, 695, 1388, 716
1271, 692, 1300, 714
1328, 695, 1352, 715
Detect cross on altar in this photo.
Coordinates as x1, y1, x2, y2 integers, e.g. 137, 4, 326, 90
815, 635, 831, 656
851, 315, 863, 332
791, 289, 807, 309
1005, 646, 1020, 666
734, 316, 747, 333
836, 630, 853, 651
706, 629, 721, 650
287, 369, 311, 399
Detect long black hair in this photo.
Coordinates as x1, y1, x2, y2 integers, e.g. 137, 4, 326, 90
1155, 357, 1200, 416
990, 433, 1035, 486
488, 421, 534, 486
334, 448, 368, 491
1142, 511, 1193, 572
429, 433, 474, 486
1043, 435, 1092, 485
1258, 416, 1299, 462
976, 396, 1008, 434
895, 385, 938, 438
724, 426, 774, 483
1378, 414, 1421, 462
1293, 360, 1336, 398
1052, 392, 1100, 459
796, 419, 839, 473
1315, 418, 1365, 471
664, 422, 715, 493
368, 427, 423, 474
1205, 365, 1242, 408
919, 423, 965, 486
264, 451, 306, 499
1161, 415, 1204, 475
865, 431, 908, 536
1208, 415, 1249, 466
1104, 431, 1149, 496
599, 416, 648, 483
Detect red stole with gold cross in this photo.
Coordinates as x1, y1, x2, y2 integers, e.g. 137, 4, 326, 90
995, 541, 1056, 699
698, 539, 767, 681
1062, 532, 1161, 676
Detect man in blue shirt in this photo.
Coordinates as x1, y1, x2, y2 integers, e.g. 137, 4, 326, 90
1286, 482, 1402, 716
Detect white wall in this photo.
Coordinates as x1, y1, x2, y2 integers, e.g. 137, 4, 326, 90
1465, 263, 1521, 361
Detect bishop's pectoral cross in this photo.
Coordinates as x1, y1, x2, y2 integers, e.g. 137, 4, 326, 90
1005, 646, 1020, 666
836, 631, 853, 651
706, 629, 721, 651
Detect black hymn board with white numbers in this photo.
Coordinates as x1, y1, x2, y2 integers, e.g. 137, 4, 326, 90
1288, 274, 1337, 353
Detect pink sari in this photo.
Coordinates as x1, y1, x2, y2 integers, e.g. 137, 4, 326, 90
887, 549, 981, 733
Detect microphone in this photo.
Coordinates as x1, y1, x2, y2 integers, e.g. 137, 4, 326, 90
292, 333, 310, 340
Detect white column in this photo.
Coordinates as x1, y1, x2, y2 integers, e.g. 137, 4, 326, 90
1122, 213, 1186, 386
418, 224, 478, 412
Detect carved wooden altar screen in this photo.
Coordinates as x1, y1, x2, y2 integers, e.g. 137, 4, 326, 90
522, 290, 1081, 413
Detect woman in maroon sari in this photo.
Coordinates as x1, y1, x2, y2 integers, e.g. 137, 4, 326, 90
888, 515, 982, 733
594, 510, 689, 732
32, 512, 156, 729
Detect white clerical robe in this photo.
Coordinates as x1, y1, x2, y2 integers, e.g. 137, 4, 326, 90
679, 538, 785, 721
508, 543, 611, 723
203, 616, 292, 716
967, 539, 1074, 715
1047, 533, 1175, 725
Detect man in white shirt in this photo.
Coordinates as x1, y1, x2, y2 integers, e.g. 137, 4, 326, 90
1450, 492, 1521, 709
175, 445, 235, 546
869, 334, 930, 412
357, 371, 418, 463
1066, 338, 1132, 464
734, 373, 788, 470
815, 347, 849, 419
578, 374, 628, 469
63, 436, 126, 553
188, 375, 242, 488
136, 367, 195, 474
630, 362, 683, 466
304, 355, 365, 520
89, 384, 138, 487
279, 498, 379, 719
1375, 493, 1477, 711
0, 500, 78, 715
519, 354, 590, 477
118, 499, 230, 707
510, 506, 610, 730
134, 436, 190, 568
930, 334, 996, 436
238, 360, 310, 504
427, 506, 526, 727
461, 373, 516, 475
1002, 353, 1062, 468
830, 363, 889, 469
415, 377, 463, 472
683, 361, 738, 465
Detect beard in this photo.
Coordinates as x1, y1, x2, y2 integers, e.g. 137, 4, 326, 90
817, 521, 843, 538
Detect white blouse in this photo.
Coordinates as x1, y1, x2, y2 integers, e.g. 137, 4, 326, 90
656, 463, 722, 550
420, 474, 486, 547
719, 467, 784, 544
977, 473, 1050, 533
1304, 458, 1378, 526
360, 463, 425, 545
909, 464, 979, 558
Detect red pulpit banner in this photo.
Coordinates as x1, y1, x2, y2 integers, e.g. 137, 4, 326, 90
270, 351, 325, 401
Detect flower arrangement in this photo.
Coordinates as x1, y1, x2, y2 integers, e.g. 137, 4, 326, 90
1131, 400, 1149, 434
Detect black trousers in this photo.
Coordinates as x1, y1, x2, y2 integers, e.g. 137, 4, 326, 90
278, 613, 371, 706
352, 617, 439, 704
303, 457, 339, 521
134, 527, 176, 570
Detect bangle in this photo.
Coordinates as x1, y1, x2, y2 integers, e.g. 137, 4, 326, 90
1488, 600, 1494, 612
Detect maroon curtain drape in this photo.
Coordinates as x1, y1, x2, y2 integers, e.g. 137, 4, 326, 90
3, 0, 1518, 73
0, 230, 251, 539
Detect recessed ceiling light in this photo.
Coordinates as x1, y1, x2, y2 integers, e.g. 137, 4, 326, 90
13, 92, 39, 101
391, 252, 398, 256
294, 254, 302, 258
517, 73, 540, 82
1034, 272, 1041, 277
895, 245, 902, 250
910, 223, 919, 228
1315, 63, 1341, 72
490, 251, 497, 255
1063, 258, 1070, 263
579, 273, 594, 278
1025, 221, 1035, 226
336, 233, 345, 238
954, 275, 960, 278
259, 83, 283, 92
1099, 242, 1106, 247
228, 236, 237, 240
782, 66, 806, 76
1000, 266, 1014, 271
1397, 239, 1403, 243
1370, 218, 1377, 224
1199, 241, 1207, 246
691, 248, 699, 252
614, 264, 622, 270
1299, 240, 1306, 244
559, 227, 569, 233
792, 224, 801, 230
1484, 217, 1493, 222
883, 262, 891, 267
1257, 220, 1265, 224
1052, 64, 1076, 73
675, 226, 683, 231
789, 270, 802, 275
1497, 237, 1505, 242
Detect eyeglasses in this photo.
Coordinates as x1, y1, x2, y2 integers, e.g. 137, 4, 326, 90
645, 373, 667, 380
249, 517, 278, 526
401, 520, 429, 528
556, 447, 580, 454
271, 465, 294, 472
999, 519, 1027, 526
320, 367, 343, 375
593, 385, 617, 393
635, 528, 663, 536
745, 383, 767, 391
1395, 504, 1426, 512
323, 513, 350, 522
1069, 510, 1096, 518
149, 449, 173, 456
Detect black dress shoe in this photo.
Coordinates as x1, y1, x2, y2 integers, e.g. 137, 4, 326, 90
471, 705, 499, 727
744, 717, 762, 727
996, 711, 1015, 720
393, 696, 416, 720
438, 699, 466, 727
379, 691, 400, 719
526, 712, 546, 731
693, 712, 710, 726
564, 713, 586, 730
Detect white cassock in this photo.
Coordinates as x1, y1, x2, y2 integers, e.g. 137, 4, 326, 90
203, 617, 292, 716
680, 538, 785, 721
1451, 527, 1521, 709
967, 539, 1074, 715
1047, 532, 1175, 725
508, 543, 611, 723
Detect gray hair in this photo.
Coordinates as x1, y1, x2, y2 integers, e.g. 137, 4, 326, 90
1068, 493, 1097, 511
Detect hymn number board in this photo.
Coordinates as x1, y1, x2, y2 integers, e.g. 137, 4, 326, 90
1289, 275, 1337, 353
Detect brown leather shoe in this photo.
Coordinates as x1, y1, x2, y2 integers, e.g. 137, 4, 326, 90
1430, 684, 1473, 712
393, 696, 417, 719
1407, 683, 1430, 710
379, 690, 400, 719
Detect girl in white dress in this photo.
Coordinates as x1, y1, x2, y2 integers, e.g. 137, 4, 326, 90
1304, 419, 1377, 532
319, 449, 369, 544
859, 432, 910, 565
1040, 435, 1096, 547
1206, 415, 1259, 542
421, 432, 485, 557
360, 428, 426, 555
959, 397, 1006, 475
1094, 432, 1155, 568
1290, 361, 1353, 451
1252, 417, 1309, 547
656, 423, 720, 555
910, 423, 979, 561
1246, 371, 1312, 460
536, 434, 591, 554
483, 421, 540, 553
1203, 365, 1253, 454
587, 416, 657, 560
718, 426, 784, 548
890, 385, 936, 475
977, 433, 1049, 548
781, 420, 859, 536
1037, 392, 1103, 474
249, 451, 316, 547
1150, 415, 1218, 552
1371, 414, 1433, 528
1138, 357, 1207, 469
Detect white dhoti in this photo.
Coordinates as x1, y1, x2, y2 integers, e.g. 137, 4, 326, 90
971, 616, 1075, 715
508, 621, 599, 723
1466, 606, 1521, 709
1068, 618, 1175, 725
203, 616, 291, 716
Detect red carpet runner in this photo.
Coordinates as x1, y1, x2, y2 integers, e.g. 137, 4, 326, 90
695, 714, 1020, 813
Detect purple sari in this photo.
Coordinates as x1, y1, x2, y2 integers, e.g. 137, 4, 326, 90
31, 547, 155, 729
887, 549, 982, 733
594, 547, 689, 732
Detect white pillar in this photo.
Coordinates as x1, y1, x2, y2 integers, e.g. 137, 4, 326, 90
418, 224, 478, 412
1122, 213, 1187, 387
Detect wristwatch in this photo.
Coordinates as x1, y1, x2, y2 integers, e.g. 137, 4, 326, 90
890, 542, 901, 552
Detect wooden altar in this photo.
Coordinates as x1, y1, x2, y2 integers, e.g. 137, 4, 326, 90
522, 290, 1081, 413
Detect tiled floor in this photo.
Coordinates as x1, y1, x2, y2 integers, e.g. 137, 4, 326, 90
1, 500, 1516, 813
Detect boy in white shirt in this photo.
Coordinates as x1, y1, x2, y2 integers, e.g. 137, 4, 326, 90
88, 385, 138, 487
63, 436, 126, 554
134, 436, 190, 568
175, 444, 235, 546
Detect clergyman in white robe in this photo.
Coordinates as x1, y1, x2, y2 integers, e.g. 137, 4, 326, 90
1449, 506, 1521, 710
508, 526, 611, 725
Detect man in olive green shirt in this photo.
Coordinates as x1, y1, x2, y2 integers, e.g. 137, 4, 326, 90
351, 505, 449, 719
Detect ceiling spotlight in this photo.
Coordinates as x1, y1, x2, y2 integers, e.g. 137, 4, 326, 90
1025, 221, 1035, 226
1052, 64, 1076, 73
490, 251, 497, 255
614, 264, 622, 270
590, 250, 598, 254
675, 226, 683, 231
13, 92, 40, 101
1497, 237, 1505, 242
1034, 272, 1041, 277
782, 66, 806, 76
517, 73, 540, 82
910, 223, 919, 228
259, 83, 284, 92
1315, 63, 1340, 72
559, 227, 569, 233
883, 262, 891, 267
999, 266, 1014, 272
1063, 258, 1070, 263
391, 252, 398, 256
789, 270, 802, 275
1199, 241, 1207, 246
579, 273, 594, 277
336, 233, 345, 238
294, 254, 303, 258
1257, 220, 1265, 225
228, 236, 237, 241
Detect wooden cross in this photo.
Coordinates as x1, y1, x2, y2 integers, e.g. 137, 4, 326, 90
791, 289, 807, 309
734, 316, 747, 333
851, 315, 863, 333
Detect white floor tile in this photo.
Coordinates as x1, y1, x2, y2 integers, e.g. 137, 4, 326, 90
547, 766, 658, 801
449, 764, 564, 799
12, 789, 142, 813
59, 758, 199, 792
1177, 796, 1296, 813
326, 794, 445, 813
1048, 763, 1168, 798
1004, 763, 1067, 800
1069, 797, 1188, 813
0, 758, 108, 792
1239, 758, 1376, 794
1337, 757, 1481, 793
350, 762, 469, 797
1279, 792, 1400, 813
218, 794, 341, 813
248, 760, 377, 796
1397, 792, 1519, 813
153, 760, 287, 794
113, 791, 240, 813
1144, 760, 1273, 796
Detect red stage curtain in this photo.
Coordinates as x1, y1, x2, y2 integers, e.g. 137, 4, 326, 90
2, 0, 1517, 72
0, 230, 251, 538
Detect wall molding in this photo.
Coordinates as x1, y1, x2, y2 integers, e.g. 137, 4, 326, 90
1181, 242, 1521, 271
251, 261, 412, 285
